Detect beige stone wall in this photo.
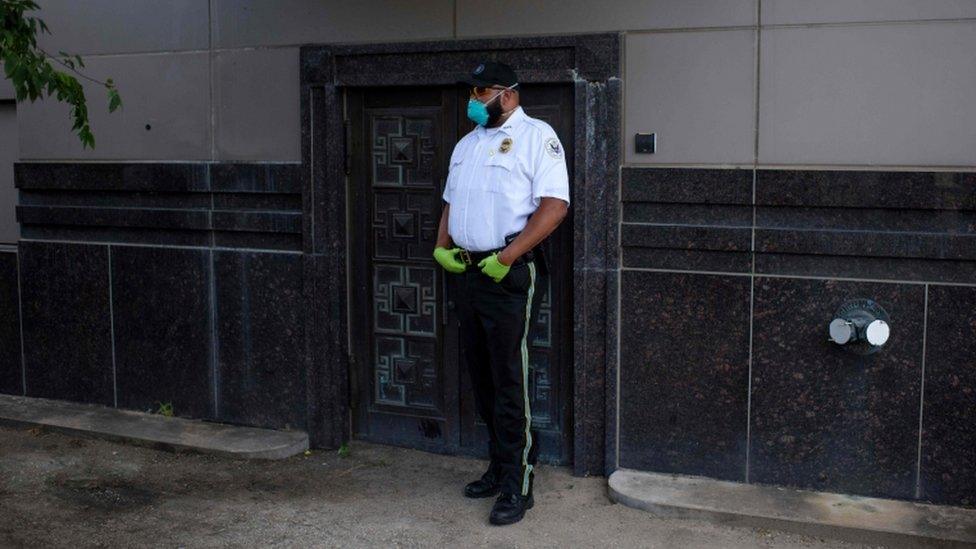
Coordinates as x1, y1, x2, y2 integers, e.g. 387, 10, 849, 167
0, 1, 973, 167
0, 102, 17, 244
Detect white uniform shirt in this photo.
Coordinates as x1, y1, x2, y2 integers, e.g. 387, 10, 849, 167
442, 106, 570, 252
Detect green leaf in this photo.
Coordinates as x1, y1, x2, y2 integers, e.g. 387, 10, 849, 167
80, 126, 95, 149
107, 88, 121, 112
2, 2, 120, 149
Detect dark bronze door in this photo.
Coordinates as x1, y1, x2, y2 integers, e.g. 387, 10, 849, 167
347, 87, 461, 453
348, 85, 574, 464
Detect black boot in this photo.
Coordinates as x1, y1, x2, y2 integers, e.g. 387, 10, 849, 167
489, 492, 534, 525
464, 466, 501, 498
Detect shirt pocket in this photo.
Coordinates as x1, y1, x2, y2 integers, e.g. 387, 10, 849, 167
446, 158, 464, 192
482, 153, 519, 195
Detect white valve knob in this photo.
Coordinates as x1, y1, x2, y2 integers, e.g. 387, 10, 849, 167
829, 318, 854, 345
865, 319, 890, 346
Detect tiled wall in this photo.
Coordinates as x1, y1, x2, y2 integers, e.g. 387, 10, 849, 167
0, 163, 308, 433
617, 167, 976, 506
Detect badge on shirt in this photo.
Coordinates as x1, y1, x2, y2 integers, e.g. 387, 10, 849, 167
499, 137, 513, 154
544, 137, 563, 159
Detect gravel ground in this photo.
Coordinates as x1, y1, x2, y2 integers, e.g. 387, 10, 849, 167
0, 424, 878, 548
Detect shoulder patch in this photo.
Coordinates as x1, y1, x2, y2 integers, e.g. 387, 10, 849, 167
544, 137, 563, 159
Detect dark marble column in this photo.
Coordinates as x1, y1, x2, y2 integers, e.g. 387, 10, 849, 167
0, 251, 22, 396
302, 252, 348, 449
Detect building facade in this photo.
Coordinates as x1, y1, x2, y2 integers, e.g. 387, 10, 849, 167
1, 1, 974, 508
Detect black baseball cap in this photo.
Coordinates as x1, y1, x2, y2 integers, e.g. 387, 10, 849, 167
458, 61, 519, 88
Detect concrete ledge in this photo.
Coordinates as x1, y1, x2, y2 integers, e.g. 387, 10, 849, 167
609, 468, 976, 548
0, 394, 308, 460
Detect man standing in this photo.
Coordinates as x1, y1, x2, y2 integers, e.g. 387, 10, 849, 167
433, 61, 570, 525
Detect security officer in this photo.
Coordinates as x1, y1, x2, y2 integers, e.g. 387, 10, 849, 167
433, 61, 569, 525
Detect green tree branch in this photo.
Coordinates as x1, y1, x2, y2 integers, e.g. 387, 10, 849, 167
1, 0, 122, 149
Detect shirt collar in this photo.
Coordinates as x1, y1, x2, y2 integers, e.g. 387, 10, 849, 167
477, 105, 526, 137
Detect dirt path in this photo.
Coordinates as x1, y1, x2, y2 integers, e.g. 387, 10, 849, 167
0, 424, 876, 548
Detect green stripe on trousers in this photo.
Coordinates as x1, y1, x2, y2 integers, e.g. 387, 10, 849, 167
520, 262, 536, 496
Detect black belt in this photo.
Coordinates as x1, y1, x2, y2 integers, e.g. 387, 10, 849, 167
458, 232, 535, 267
458, 248, 528, 266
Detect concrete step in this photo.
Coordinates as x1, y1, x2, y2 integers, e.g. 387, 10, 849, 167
0, 394, 308, 460
609, 469, 976, 548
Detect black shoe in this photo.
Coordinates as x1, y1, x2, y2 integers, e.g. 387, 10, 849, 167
464, 469, 500, 499
489, 492, 534, 525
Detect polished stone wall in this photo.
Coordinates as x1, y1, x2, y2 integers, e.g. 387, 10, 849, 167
0, 249, 21, 395
1, 162, 310, 434
617, 167, 976, 507
15, 162, 301, 250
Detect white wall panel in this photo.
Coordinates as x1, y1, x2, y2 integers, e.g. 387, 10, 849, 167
760, 22, 976, 166
18, 53, 211, 160
626, 30, 757, 165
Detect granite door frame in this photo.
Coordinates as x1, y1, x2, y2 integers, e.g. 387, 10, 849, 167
299, 34, 621, 476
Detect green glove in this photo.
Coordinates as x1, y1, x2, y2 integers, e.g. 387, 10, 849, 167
433, 246, 466, 274
477, 253, 510, 283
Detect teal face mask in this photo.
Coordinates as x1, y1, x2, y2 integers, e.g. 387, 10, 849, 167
466, 97, 492, 127
466, 83, 517, 127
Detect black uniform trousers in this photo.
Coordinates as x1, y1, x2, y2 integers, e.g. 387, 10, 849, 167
456, 258, 546, 496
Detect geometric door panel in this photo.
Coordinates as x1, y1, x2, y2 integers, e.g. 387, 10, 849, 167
367, 109, 442, 418
372, 264, 442, 414
374, 335, 438, 411
370, 114, 438, 260
350, 87, 460, 454
367, 108, 442, 425
372, 191, 437, 261
373, 264, 436, 336
371, 115, 435, 187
